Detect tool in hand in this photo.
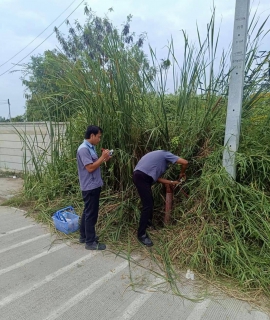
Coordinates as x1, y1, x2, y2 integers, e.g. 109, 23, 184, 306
101, 148, 114, 156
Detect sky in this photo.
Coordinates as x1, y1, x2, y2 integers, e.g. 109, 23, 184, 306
0, 0, 269, 118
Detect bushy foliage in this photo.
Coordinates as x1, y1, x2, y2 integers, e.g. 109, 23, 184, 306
22, 6, 151, 121
18, 7, 270, 303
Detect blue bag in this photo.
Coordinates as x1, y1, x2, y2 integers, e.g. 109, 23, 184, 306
52, 206, 79, 234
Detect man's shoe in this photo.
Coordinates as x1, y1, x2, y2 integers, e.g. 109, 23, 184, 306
138, 234, 153, 247
79, 236, 99, 243
79, 237, 85, 243
85, 241, 106, 250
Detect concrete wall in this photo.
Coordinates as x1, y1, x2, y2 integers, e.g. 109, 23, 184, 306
0, 122, 65, 172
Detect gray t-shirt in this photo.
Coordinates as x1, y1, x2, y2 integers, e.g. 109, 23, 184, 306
134, 150, 179, 182
77, 140, 103, 191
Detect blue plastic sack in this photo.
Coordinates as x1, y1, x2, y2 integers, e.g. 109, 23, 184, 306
52, 206, 79, 234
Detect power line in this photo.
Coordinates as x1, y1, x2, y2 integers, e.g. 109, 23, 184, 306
0, 0, 84, 77
0, 0, 79, 68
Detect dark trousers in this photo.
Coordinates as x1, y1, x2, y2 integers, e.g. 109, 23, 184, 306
132, 170, 154, 237
80, 187, 101, 244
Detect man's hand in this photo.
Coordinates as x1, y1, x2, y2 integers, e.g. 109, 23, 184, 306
176, 157, 188, 182
101, 149, 111, 162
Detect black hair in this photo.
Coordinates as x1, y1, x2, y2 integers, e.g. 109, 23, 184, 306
84, 125, 103, 139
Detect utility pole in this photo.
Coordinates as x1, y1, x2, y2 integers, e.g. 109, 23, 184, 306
7, 99, 11, 121
222, 0, 250, 179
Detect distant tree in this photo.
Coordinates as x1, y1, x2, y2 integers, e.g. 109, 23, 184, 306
0, 116, 7, 122
22, 51, 73, 121
54, 6, 146, 64
22, 6, 151, 121
11, 114, 26, 122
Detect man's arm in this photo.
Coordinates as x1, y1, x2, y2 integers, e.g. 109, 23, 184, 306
157, 177, 179, 186
157, 157, 188, 185
85, 149, 110, 173
176, 157, 188, 179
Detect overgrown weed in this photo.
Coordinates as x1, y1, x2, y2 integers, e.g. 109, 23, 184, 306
15, 7, 270, 310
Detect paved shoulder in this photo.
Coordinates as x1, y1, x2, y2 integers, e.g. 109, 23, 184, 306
0, 206, 269, 320
0, 177, 23, 204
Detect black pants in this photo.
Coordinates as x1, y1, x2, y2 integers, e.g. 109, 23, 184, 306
80, 187, 101, 244
132, 170, 154, 237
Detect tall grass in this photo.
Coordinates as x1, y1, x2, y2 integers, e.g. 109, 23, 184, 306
18, 9, 270, 304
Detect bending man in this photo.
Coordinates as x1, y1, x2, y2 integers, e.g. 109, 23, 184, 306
133, 150, 188, 247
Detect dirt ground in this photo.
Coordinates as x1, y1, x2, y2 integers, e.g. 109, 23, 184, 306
0, 177, 23, 204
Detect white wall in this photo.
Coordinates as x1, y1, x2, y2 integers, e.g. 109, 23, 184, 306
0, 122, 65, 172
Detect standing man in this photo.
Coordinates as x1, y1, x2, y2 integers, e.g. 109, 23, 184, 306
133, 150, 188, 247
77, 125, 111, 250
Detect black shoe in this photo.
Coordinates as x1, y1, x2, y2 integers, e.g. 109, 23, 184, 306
138, 234, 153, 247
79, 236, 99, 243
85, 241, 106, 250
